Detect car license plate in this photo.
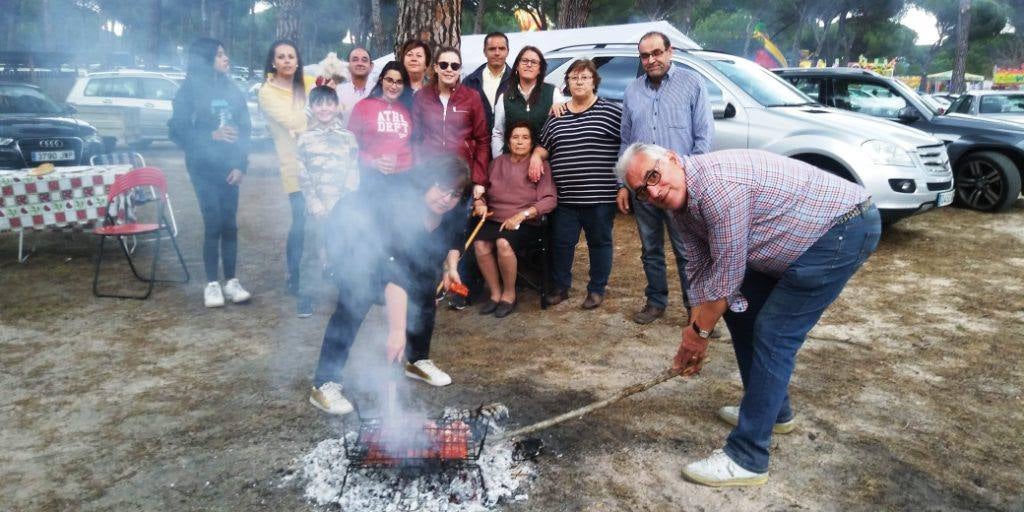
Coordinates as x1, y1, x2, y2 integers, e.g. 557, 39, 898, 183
32, 150, 75, 162
937, 190, 954, 207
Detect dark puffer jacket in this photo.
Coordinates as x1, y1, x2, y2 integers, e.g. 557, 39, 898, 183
168, 74, 251, 180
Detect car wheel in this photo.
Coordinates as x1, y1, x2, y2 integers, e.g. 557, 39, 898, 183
953, 151, 1021, 212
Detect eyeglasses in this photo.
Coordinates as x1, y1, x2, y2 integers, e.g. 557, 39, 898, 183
435, 185, 462, 200
634, 160, 662, 202
350, 56, 371, 63
382, 76, 404, 86
436, 61, 462, 71
519, 58, 541, 67
639, 48, 668, 61
568, 74, 593, 83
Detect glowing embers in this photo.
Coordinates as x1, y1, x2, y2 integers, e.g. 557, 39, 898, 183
347, 416, 485, 467
341, 413, 490, 497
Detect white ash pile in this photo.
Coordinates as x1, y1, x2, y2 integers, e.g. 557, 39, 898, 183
289, 404, 536, 511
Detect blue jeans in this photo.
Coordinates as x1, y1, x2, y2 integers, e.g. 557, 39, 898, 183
550, 203, 616, 295
722, 205, 881, 473
633, 196, 688, 309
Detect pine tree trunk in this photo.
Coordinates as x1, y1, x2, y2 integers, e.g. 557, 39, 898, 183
950, 0, 972, 94
210, 1, 224, 39
146, 0, 161, 68
41, 0, 54, 51
473, 0, 486, 34
371, 0, 387, 54
557, 0, 592, 29
394, 0, 461, 55
277, 0, 302, 43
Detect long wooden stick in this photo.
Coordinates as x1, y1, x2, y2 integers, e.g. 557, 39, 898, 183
494, 366, 689, 441
436, 214, 489, 295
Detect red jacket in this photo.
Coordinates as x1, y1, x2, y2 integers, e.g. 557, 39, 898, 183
411, 83, 490, 186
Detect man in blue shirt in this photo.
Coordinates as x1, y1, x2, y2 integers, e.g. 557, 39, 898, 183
618, 31, 714, 324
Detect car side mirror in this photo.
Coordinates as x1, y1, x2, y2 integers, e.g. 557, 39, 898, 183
62, 103, 77, 115
712, 101, 736, 120
897, 106, 919, 122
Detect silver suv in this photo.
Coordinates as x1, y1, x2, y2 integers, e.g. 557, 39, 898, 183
543, 46, 954, 223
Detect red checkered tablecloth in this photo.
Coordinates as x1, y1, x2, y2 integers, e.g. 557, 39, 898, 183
0, 165, 131, 233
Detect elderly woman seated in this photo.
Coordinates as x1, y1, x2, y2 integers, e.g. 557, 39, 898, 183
472, 121, 556, 318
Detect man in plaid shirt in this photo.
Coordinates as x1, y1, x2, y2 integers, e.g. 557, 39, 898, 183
616, 143, 881, 487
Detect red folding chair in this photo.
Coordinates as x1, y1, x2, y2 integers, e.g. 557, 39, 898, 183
92, 167, 189, 299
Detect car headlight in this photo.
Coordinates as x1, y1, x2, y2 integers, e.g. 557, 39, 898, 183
0, 138, 14, 146
862, 140, 915, 167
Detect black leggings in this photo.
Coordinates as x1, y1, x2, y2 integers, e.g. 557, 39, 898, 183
287, 191, 306, 281
191, 176, 239, 282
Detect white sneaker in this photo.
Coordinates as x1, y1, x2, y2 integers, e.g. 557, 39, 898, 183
309, 382, 354, 415
718, 406, 796, 434
405, 359, 452, 387
682, 449, 768, 487
222, 278, 251, 303
204, 282, 225, 308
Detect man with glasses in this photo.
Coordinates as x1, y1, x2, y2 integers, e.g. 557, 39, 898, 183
337, 47, 373, 125
616, 143, 881, 487
463, 32, 512, 133
619, 31, 714, 325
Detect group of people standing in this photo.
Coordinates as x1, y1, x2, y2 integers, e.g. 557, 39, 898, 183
169, 30, 881, 489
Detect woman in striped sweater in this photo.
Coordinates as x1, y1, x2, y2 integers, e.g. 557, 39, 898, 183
530, 59, 623, 310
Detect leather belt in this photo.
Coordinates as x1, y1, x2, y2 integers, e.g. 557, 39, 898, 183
835, 199, 873, 225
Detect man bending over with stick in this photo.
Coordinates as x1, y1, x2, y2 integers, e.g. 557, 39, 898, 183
616, 144, 881, 487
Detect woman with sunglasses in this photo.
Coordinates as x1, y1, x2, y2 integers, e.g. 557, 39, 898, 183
411, 47, 490, 309
348, 61, 415, 194
490, 46, 565, 158
531, 59, 623, 310
310, 156, 470, 414
258, 39, 316, 295
411, 47, 489, 192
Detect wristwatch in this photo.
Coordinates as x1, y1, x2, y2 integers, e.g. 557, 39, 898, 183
692, 322, 712, 339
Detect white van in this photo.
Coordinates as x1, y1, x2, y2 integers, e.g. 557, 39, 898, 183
65, 70, 183, 147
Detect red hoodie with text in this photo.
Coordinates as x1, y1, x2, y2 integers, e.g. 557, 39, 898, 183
347, 96, 414, 173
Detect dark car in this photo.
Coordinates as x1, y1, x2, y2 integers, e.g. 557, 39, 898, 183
774, 67, 1024, 212
0, 82, 104, 170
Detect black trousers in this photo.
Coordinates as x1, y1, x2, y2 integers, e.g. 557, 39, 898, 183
190, 175, 239, 283
313, 282, 436, 387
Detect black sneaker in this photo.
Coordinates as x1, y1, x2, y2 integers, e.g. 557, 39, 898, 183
297, 296, 313, 318
448, 294, 468, 310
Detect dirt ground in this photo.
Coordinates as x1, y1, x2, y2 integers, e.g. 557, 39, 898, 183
1, 144, 1022, 512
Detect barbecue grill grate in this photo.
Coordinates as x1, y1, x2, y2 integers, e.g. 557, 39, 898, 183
340, 413, 491, 496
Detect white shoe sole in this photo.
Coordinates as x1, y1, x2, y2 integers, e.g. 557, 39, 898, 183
308, 395, 353, 415
404, 369, 452, 387
718, 407, 796, 434
682, 468, 768, 487
226, 294, 251, 304
205, 299, 225, 308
